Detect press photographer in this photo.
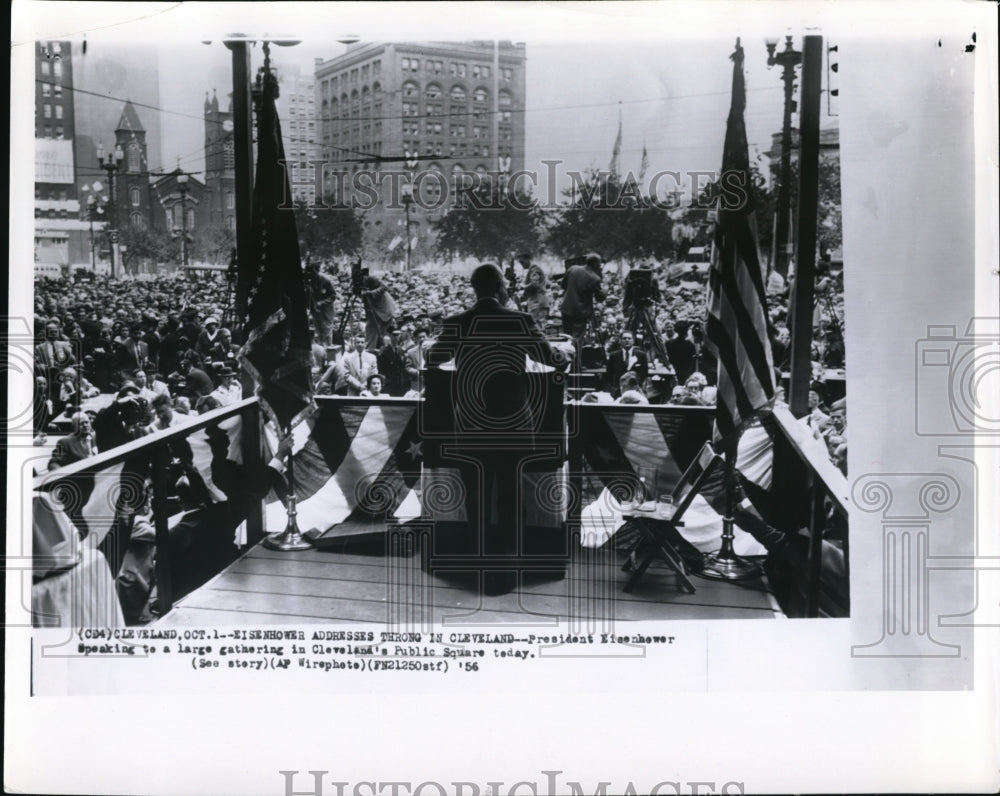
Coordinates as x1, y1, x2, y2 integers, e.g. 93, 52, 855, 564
559, 252, 606, 353
360, 272, 398, 352
93, 383, 153, 451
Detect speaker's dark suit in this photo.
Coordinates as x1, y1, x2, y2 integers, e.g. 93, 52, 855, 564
604, 346, 649, 393
425, 299, 560, 580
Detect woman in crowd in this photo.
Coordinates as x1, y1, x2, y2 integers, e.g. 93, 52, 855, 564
521, 264, 551, 327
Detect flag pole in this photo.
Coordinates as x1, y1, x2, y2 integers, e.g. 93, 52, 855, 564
702, 436, 760, 580
263, 424, 314, 550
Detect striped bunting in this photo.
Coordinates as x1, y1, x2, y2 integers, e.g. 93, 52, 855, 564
263, 403, 424, 538
575, 406, 763, 554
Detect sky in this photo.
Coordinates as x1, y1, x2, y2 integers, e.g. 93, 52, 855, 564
20, 2, 840, 201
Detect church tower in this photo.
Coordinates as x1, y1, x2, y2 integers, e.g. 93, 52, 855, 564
114, 100, 152, 231
203, 88, 236, 230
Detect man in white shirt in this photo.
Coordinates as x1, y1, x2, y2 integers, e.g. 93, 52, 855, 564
340, 335, 379, 396
605, 331, 649, 395
210, 367, 243, 407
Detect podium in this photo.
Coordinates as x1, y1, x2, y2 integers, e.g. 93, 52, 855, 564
419, 361, 570, 579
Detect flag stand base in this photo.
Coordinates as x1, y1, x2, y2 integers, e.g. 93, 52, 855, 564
263, 493, 314, 551
701, 517, 760, 580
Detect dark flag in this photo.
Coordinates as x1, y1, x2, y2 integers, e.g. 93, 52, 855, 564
237, 68, 314, 429
704, 39, 775, 444
608, 108, 622, 176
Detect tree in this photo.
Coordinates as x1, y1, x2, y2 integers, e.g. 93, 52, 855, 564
760, 151, 843, 264
294, 200, 363, 263
433, 179, 544, 266
189, 226, 235, 265
546, 169, 676, 265
816, 156, 842, 256
117, 225, 173, 273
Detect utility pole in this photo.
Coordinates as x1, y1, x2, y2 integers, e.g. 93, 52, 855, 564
766, 36, 802, 279
788, 35, 822, 418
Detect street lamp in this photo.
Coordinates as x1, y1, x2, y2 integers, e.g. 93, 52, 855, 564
176, 172, 190, 267
79, 181, 108, 272
96, 141, 124, 277
766, 35, 802, 279
401, 180, 414, 273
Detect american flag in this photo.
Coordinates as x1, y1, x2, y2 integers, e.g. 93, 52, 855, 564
236, 67, 314, 430
704, 39, 776, 444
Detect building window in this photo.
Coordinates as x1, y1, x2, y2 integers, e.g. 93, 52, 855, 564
425, 83, 442, 100
53, 83, 62, 97
498, 90, 513, 107
450, 85, 466, 101
40, 60, 50, 76
227, 216, 235, 230
130, 187, 141, 206
188, 209, 195, 229
472, 64, 490, 79
473, 87, 488, 103
450, 124, 466, 137
402, 81, 419, 98
55, 126, 64, 139
402, 102, 418, 117
127, 144, 141, 172
130, 212, 144, 228
55, 104, 63, 119
427, 102, 442, 116
501, 67, 513, 81
53, 61, 62, 78
501, 111, 512, 123
224, 139, 234, 169
43, 103, 51, 118
41, 82, 51, 97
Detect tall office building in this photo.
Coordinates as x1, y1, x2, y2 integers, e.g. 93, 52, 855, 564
273, 61, 320, 206
34, 40, 87, 270
314, 41, 527, 236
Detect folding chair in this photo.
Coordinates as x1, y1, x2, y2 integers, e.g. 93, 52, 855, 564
621, 442, 723, 594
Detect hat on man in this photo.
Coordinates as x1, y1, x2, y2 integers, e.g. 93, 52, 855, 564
204, 317, 219, 327
216, 367, 236, 378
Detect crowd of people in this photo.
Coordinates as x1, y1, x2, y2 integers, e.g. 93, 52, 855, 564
30, 257, 847, 616
33, 255, 846, 473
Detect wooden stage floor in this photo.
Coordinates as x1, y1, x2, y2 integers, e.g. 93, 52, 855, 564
156, 538, 782, 626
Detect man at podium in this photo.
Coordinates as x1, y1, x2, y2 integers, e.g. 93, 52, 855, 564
425, 264, 566, 595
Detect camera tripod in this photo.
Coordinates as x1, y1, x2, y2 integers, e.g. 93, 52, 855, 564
336, 290, 363, 343
625, 302, 670, 369
815, 285, 845, 368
